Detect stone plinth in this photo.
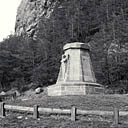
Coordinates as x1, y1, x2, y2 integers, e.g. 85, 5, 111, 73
47, 42, 104, 96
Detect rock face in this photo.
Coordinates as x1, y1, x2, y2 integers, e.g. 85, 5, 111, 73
15, 0, 102, 41
15, 0, 58, 39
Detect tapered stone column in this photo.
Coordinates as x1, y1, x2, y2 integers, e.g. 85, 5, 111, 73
47, 42, 104, 96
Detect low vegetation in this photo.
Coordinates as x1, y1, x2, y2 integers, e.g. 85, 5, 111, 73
1, 93, 128, 127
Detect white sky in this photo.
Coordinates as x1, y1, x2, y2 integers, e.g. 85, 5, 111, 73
0, 0, 21, 41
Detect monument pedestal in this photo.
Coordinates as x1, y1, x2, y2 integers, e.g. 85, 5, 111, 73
47, 42, 104, 96
48, 82, 103, 96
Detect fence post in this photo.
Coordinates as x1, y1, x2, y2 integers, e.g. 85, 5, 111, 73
71, 106, 76, 121
0, 102, 5, 117
113, 107, 119, 125
33, 105, 39, 119
12, 92, 16, 100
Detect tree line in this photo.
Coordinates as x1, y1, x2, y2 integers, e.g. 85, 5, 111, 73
0, 0, 128, 93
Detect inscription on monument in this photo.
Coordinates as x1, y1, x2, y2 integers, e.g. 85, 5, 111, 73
81, 56, 93, 82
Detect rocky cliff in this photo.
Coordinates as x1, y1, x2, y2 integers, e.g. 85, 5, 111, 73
15, 0, 58, 39
15, 0, 105, 41
15, 0, 128, 69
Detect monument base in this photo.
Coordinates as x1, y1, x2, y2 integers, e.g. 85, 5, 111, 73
47, 82, 104, 96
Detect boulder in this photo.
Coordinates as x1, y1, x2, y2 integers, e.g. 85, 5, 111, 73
35, 87, 43, 94
0, 91, 6, 95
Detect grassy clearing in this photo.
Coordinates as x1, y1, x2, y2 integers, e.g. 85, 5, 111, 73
2, 90, 128, 127
6, 91, 128, 111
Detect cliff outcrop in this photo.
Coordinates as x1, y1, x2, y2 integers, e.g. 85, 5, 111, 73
15, 0, 58, 39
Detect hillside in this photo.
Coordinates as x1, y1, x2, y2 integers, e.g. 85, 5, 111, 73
0, 0, 127, 92
15, 0, 128, 88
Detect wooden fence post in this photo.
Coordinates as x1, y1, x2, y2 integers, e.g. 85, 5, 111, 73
33, 105, 39, 119
71, 106, 77, 121
12, 92, 16, 100
113, 107, 119, 125
0, 102, 5, 117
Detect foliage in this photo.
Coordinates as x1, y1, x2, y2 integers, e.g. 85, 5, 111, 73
0, 35, 60, 91
0, 0, 128, 93
37, 0, 128, 92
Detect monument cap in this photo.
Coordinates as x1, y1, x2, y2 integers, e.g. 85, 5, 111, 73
63, 42, 90, 51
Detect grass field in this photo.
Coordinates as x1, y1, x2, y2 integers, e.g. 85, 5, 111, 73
1, 90, 128, 128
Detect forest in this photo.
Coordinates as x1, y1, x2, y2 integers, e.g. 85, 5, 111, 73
0, 0, 128, 93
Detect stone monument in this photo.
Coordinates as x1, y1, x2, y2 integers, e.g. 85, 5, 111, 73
47, 42, 104, 96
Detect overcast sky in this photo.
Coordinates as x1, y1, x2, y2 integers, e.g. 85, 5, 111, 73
0, 0, 21, 41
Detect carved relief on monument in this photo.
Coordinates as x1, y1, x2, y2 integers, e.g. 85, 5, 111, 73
60, 54, 70, 81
